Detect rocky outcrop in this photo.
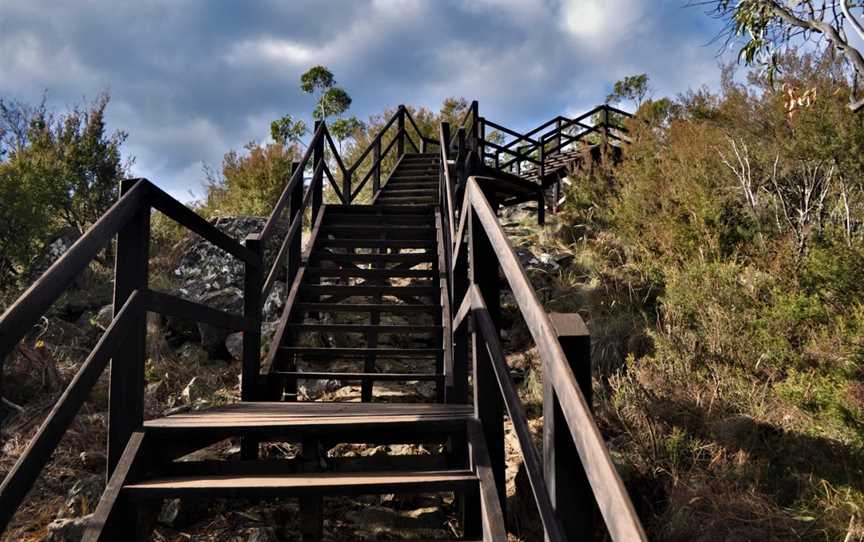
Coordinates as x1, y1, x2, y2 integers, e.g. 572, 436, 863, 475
172, 216, 290, 354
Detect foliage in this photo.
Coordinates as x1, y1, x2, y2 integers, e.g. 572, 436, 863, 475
0, 93, 130, 282
546, 51, 864, 539
202, 141, 298, 217
705, 0, 864, 111
606, 73, 652, 108
270, 114, 307, 146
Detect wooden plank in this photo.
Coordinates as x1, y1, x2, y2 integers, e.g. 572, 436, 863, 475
0, 292, 143, 532
295, 303, 437, 314
317, 238, 435, 249
122, 470, 477, 500
309, 252, 434, 265
273, 371, 444, 382
82, 432, 148, 541
304, 268, 435, 279
305, 285, 437, 296
0, 180, 147, 362
287, 323, 440, 333
466, 178, 647, 541
146, 289, 246, 331
280, 347, 440, 357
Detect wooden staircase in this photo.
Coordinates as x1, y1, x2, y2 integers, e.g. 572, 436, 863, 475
0, 104, 646, 542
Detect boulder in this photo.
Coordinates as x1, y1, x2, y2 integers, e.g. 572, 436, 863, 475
57, 474, 103, 518
44, 515, 91, 542
171, 216, 290, 354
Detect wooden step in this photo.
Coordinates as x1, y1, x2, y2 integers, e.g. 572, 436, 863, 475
381, 188, 438, 196
304, 284, 437, 296
382, 182, 437, 190
326, 204, 433, 215
144, 402, 472, 439
274, 371, 444, 382
296, 303, 438, 313
323, 213, 433, 225
304, 267, 436, 279
320, 224, 435, 236
309, 252, 435, 264
377, 197, 439, 205
287, 323, 441, 334
317, 238, 435, 249
280, 347, 440, 357
122, 469, 477, 500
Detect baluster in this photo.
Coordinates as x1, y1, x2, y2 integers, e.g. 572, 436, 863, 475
241, 235, 263, 459
397, 105, 406, 157
108, 178, 150, 476
312, 121, 324, 218
544, 313, 594, 540
372, 136, 381, 196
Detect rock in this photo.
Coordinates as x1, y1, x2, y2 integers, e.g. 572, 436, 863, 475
92, 305, 114, 330
298, 379, 342, 400
44, 515, 91, 542
27, 230, 80, 283
170, 216, 288, 352
156, 498, 209, 528
79, 451, 106, 471
58, 475, 103, 518
245, 527, 278, 542
226, 331, 244, 360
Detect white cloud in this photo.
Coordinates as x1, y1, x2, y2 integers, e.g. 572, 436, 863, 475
559, 0, 644, 48
225, 37, 319, 67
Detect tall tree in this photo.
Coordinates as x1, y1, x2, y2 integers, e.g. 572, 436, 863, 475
606, 74, 652, 109
703, 0, 864, 111
299, 65, 352, 122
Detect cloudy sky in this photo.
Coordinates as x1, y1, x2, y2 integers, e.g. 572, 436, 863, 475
1, 0, 729, 200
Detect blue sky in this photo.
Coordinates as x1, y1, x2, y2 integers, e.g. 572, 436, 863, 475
1, 0, 729, 201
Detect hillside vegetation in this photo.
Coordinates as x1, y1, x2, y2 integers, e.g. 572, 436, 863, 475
522, 52, 864, 540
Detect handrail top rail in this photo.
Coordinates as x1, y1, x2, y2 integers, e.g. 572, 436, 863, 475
459, 175, 647, 541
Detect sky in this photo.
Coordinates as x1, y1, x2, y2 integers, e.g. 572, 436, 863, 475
0, 0, 730, 201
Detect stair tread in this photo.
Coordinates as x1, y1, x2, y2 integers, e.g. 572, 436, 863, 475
274, 371, 443, 381
145, 402, 472, 430
123, 469, 476, 497
287, 323, 440, 332
281, 347, 440, 356
296, 303, 437, 312
304, 267, 436, 278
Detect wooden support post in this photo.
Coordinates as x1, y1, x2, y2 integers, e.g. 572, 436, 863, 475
108, 179, 150, 477
544, 313, 594, 540
470, 100, 479, 144
555, 118, 562, 155
241, 235, 263, 460
601, 106, 609, 150
478, 117, 486, 161
288, 161, 302, 281
397, 105, 406, 157
312, 120, 324, 217
300, 438, 324, 541
421, 138, 428, 153
342, 169, 352, 205
372, 137, 381, 195
537, 186, 546, 227
469, 200, 506, 517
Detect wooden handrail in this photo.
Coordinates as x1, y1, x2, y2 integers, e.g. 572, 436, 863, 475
457, 176, 647, 541
467, 285, 567, 541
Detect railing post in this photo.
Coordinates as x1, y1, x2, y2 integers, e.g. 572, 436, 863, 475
288, 161, 302, 281
397, 105, 406, 157
477, 117, 485, 161
469, 194, 506, 517
241, 235, 263, 459
470, 100, 479, 143
544, 313, 594, 540
342, 169, 352, 205
601, 106, 609, 149
108, 178, 150, 477
312, 120, 324, 217
554, 117, 562, 155
421, 138, 427, 154
372, 136, 381, 196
